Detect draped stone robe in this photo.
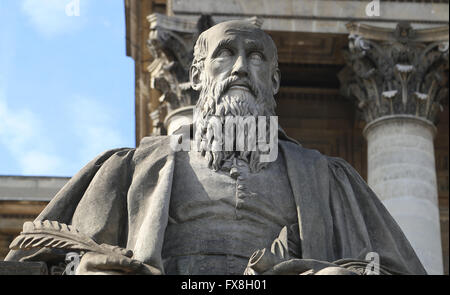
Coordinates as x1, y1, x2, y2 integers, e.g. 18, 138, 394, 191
5, 126, 427, 275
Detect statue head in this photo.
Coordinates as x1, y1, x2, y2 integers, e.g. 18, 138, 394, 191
190, 20, 280, 120
189, 20, 280, 172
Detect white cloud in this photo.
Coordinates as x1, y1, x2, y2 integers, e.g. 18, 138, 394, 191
21, 0, 88, 37
101, 18, 112, 28
0, 91, 67, 175
0, 92, 128, 176
66, 95, 127, 166
18, 150, 65, 175
0, 1, 128, 176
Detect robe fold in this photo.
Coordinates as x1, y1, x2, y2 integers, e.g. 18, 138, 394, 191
5, 126, 427, 275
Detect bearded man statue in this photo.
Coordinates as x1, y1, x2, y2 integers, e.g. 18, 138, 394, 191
5, 20, 426, 275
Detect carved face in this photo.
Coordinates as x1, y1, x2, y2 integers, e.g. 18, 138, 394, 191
191, 21, 280, 117
190, 21, 281, 173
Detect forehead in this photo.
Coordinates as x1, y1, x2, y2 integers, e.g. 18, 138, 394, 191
205, 22, 274, 55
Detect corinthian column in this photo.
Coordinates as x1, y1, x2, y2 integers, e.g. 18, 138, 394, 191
146, 13, 209, 135
340, 22, 449, 274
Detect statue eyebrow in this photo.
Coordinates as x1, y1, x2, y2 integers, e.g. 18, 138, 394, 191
211, 37, 236, 57
210, 37, 266, 59
245, 40, 265, 58
245, 40, 264, 52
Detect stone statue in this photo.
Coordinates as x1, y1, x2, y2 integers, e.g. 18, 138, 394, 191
5, 20, 427, 275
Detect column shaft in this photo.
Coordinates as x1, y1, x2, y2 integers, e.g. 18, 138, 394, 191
365, 115, 443, 274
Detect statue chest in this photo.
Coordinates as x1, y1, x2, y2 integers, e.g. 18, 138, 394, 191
162, 150, 297, 274
169, 150, 297, 222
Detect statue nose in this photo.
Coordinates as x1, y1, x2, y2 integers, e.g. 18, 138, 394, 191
231, 55, 248, 78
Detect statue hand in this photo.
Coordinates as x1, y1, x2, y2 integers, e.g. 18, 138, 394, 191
261, 259, 359, 275
75, 245, 160, 275
245, 248, 359, 275
312, 266, 358, 275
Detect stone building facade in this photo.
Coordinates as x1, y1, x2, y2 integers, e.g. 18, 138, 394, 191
0, 0, 448, 274
123, 0, 449, 275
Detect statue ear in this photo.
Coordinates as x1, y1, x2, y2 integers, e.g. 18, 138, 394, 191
190, 64, 202, 91
271, 68, 281, 95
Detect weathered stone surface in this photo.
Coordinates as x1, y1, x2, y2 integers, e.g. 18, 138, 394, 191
146, 13, 215, 135
340, 22, 448, 274
170, 0, 449, 33
365, 115, 443, 274
0, 261, 47, 275
0, 176, 69, 201
164, 106, 194, 135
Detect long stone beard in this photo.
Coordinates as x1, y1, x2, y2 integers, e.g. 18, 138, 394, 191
193, 75, 276, 173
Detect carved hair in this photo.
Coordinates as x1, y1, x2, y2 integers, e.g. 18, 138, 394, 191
193, 74, 275, 173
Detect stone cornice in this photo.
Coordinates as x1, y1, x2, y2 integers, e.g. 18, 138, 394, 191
170, 0, 449, 34
346, 22, 449, 43
147, 12, 199, 34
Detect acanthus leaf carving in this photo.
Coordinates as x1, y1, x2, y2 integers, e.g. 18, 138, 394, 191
340, 22, 449, 125
145, 13, 214, 135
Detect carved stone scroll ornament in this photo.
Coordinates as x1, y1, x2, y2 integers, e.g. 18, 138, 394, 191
339, 22, 449, 125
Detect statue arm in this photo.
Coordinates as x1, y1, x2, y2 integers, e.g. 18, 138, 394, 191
7, 135, 174, 275
324, 156, 427, 275
244, 225, 365, 275
245, 153, 426, 275
5, 148, 141, 274
244, 247, 403, 275
247, 258, 402, 275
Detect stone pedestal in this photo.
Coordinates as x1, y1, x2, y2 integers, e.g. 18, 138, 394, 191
0, 261, 48, 275
364, 115, 443, 274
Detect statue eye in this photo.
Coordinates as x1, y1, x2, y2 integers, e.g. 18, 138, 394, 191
249, 52, 263, 63
217, 48, 233, 58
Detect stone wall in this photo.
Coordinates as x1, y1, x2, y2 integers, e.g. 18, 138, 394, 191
0, 176, 69, 260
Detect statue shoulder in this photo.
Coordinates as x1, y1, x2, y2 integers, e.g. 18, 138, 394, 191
325, 155, 362, 180
279, 139, 361, 178
88, 147, 136, 167
279, 139, 327, 165
137, 135, 171, 149
133, 135, 174, 164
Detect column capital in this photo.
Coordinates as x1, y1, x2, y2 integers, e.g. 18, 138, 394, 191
145, 13, 213, 135
340, 22, 449, 126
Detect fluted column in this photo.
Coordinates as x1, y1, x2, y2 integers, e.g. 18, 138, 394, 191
340, 22, 449, 274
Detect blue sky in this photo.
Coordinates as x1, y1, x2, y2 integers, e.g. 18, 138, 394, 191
0, 0, 135, 177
